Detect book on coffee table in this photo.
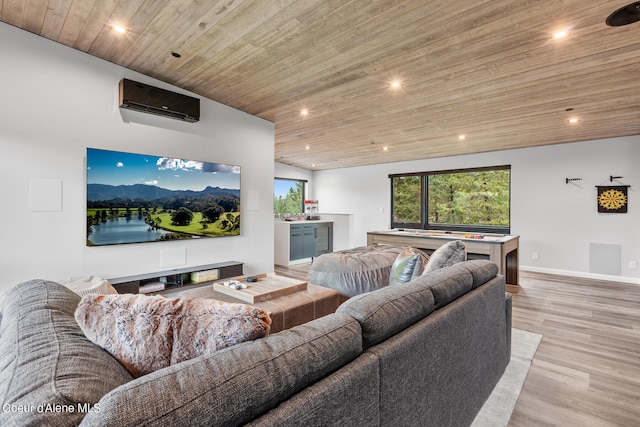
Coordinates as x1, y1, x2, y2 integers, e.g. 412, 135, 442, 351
213, 273, 307, 303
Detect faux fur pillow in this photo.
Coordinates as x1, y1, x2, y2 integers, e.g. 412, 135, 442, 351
75, 294, 271, 377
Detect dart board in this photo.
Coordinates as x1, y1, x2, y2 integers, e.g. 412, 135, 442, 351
597, 186, 628, 213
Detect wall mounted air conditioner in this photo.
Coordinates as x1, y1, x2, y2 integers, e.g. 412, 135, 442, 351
118, 78, 200, 123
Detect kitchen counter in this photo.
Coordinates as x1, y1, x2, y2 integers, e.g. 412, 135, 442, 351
275, 220, 333, 266
277, 219, 332, 224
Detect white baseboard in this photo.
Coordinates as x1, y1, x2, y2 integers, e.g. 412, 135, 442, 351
520, 265, 640, 285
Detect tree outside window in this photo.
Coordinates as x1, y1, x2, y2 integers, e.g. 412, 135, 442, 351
392, 175, 421, 224
274, 178, 305, 214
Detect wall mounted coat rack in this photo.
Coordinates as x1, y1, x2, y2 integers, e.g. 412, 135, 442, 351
565, 177, 583, 188
607, 175, 632, 187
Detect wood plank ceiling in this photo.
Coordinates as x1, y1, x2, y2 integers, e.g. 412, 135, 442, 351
1, 0, 639, 170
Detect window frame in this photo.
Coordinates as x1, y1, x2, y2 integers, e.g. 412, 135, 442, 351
390, 165, 511, 234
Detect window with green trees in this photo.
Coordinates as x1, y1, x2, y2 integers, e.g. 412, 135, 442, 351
390, 166, 510, 233
274, 178, 305, 214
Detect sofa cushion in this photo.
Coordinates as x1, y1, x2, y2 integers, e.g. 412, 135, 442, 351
75, 293, 271, 377
457, 259, 500, 289
422, 240, 467, 274
389, 247, 430, 286
409, 263, 475, 307
79, 313, 362, 427
0, 280, 133, 427
337, 279, 436, 348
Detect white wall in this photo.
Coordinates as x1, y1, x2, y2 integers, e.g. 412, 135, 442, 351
0, 23, 275, 292
312, 136, 640, 282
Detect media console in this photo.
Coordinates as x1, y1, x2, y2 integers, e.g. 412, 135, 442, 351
108, 261, 243, 294
367, 230, 519, 285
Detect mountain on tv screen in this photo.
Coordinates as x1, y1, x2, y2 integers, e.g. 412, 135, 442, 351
86, 148, 240, 246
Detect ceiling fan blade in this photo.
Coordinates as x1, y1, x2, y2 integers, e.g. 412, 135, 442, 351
606, 1, 640, 26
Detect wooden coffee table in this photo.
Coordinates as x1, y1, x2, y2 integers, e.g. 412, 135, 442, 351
158, 273, 340, 333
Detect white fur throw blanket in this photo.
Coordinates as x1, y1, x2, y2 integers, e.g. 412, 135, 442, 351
75, 294, 271, 377
58, 275, 118, 297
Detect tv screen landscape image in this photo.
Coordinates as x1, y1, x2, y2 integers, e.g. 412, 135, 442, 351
86, 148, 241, 246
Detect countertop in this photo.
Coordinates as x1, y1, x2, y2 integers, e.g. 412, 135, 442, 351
275, 219, 333, 224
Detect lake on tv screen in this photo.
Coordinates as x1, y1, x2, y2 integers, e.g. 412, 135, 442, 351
88, 217, 169, 245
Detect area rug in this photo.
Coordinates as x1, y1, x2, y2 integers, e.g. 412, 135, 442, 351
471, 328, 543, 427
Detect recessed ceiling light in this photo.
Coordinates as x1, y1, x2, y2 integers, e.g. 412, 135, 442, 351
390, 80, 401, 89
458, 134, 466, 141
553, 31, 567, 39
568, 117, 580, 124
111, 25, 127, 34
382, 146, 389, 151
311, 164, 316, 168
305, 145, 310, 150
553, 27, 571, 40
300, 108, 309, 116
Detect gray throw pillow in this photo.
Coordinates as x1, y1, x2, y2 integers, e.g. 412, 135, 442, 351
422, 240, 466, 274
389, 247, 430, 285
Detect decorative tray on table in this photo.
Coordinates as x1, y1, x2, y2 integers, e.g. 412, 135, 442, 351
213, 272, 307, 303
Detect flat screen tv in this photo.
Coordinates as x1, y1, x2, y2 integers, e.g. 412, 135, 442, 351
86, 148, 240, 246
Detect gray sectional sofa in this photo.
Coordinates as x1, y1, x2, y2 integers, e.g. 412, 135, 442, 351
0, 259, 510, 427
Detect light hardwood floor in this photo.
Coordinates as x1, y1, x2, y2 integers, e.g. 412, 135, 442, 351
275, 264, 640, 426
